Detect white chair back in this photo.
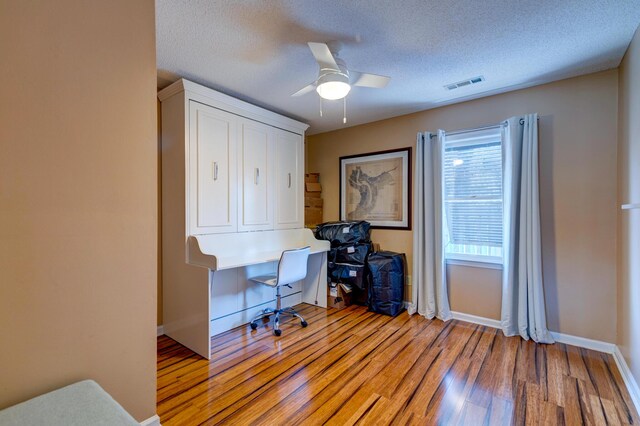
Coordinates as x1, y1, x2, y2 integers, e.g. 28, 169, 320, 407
276, 246, 311, 286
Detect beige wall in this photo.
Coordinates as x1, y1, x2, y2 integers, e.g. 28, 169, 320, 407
308, 70, 619, 341
0, 1, 157, 421
617, 26, 640, 385
158, 100, 164, 325
447, 264, 502, 320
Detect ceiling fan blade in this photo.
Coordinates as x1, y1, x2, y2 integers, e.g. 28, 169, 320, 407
291, 82, 317, 97
351, 71, 391, 88
308, 42, 340, 71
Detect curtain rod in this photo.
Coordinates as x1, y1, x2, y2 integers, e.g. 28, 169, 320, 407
428, 116, 539, 138
428, 123, 503, 138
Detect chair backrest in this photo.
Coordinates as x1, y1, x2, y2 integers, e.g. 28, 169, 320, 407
276, 246, 311, 286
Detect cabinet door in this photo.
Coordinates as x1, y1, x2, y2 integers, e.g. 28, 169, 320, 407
275, 130, 304, 229
238, 120, 274, 231
188, 101, 238, 235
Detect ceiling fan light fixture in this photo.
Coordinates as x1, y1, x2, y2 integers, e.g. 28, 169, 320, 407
316, 72, 351, 100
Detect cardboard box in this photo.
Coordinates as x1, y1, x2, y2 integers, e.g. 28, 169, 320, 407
305, 197, 324, 208
305, 182, 322, 193
305, 173, 320, 183
305, 207, 323, 227
327, 283, 353, 309
305, 191, 322, 198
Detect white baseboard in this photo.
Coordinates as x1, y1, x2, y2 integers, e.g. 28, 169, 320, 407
449, 311, 617, 353
613, 346, 640, 412
451, 311, 501, 329
447, 310, 638, 415
157, 325, 164, 337
140, 414, 161, 426
550, 331, 616, 354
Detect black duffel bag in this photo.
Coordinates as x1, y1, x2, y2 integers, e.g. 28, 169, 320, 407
367, 251, 406, 317
329, 242, 372, 266
328, 262, 367, 290
314, 221, 371, 246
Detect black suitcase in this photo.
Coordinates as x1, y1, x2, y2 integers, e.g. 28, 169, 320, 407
367, 251, 406, 316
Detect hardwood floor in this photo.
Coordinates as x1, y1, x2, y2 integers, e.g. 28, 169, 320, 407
157, 304, 639, 425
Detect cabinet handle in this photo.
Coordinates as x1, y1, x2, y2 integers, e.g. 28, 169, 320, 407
213, 162, 218, 181
288, 173, 291, 188
255, 167, 260, 185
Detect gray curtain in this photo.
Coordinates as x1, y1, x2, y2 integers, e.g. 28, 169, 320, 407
501, 114, 554, 343
409, 131, 452, 321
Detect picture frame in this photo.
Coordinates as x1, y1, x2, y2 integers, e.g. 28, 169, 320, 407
339, 147, 412, 230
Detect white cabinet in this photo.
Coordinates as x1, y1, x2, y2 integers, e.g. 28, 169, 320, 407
162, 80, 307, 240
238, 120, 275, 231
275, 129, 304, 229
160, 79, 316, 358
187, 102, 301, 235
188, 101, 238, 235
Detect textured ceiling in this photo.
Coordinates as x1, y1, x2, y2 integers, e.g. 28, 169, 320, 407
156, 0, 640, 134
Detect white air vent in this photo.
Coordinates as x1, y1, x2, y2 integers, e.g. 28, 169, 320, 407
445, 76, 485, 90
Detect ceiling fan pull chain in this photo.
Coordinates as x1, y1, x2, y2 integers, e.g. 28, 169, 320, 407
343, 97, 347, 124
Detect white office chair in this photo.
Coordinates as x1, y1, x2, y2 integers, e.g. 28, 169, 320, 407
249, 246, 311, 336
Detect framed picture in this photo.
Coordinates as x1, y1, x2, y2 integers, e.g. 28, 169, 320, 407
339, 147, 411, 230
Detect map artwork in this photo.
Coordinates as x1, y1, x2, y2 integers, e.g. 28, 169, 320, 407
345, 157, 403, 221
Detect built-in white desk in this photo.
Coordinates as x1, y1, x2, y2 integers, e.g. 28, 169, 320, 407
188, 228, 330, 270
164, 228, 330, 359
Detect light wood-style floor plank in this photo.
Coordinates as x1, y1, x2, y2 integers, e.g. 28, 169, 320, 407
157, 304, 639, 425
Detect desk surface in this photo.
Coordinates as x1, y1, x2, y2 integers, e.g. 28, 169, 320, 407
187, 228, 330, 270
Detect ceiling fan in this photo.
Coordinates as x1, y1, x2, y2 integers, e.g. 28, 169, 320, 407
292, 42, 390, 122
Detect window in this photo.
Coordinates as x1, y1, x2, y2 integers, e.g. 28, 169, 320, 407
443, 128, 503, 264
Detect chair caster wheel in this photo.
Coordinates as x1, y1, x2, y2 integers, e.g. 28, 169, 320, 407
250, 322, 258, 330
274, 329, 282, 336
301, 321, 308, 327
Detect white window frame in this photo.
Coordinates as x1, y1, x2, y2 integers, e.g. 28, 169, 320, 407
445, 258, 503, 270
443, 127, 504, 267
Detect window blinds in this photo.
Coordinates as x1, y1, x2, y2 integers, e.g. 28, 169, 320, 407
443, 139, 503, 249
